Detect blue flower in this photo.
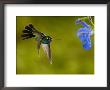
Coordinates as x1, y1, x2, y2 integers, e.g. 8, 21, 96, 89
76, 19, 93, 50
77, 28, 92, 50
76, 18, 90, 28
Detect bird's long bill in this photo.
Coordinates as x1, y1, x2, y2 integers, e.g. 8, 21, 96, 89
41, 44, 52, 64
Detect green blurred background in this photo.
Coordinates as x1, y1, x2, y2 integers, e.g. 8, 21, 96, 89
16, 16, 94, 74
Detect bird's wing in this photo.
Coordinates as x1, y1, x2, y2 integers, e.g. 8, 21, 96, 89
36, 37, 41, 54
21, 24, 45, 40
21, 24, 35, 40
41, 44, 52, 64
29, 24, 45, 38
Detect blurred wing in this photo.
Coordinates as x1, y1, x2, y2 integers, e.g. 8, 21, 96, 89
21, 33, 35, 40
21, 24, 45, 40
29, 24, 45, 38
41, 44, 52, 64
21, 25, 36, 40
36, 37, 41, 54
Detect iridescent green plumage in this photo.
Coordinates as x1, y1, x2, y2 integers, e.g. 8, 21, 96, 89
41, 36, 52, 44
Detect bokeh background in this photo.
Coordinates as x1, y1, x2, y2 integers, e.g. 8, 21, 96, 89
16, 16, 94, 74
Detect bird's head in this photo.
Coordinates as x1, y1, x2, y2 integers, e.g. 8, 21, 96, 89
41, 36, 52, 44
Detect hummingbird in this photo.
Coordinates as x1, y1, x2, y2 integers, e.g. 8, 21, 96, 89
21, 24, 52, 64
